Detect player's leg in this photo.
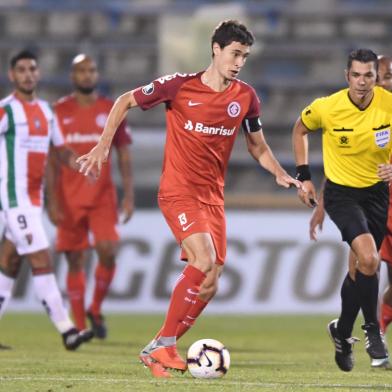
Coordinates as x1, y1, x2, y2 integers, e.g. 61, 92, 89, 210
176, 263, 223, 340
65, 250, 87, 331
328, 249, 360, 371
56, 206, 91, 334
379, 234, 392, 333
87, 201, 119, 339
150, 232, 211, 370
336, 250, 361, 338
6, 207, 91, 350
142, 263, 222, 354
381, 264, 392, 332
324, 180, 388, 369
87, 240, 117, 339
0, 236, 23, 350
0, 237, 23, 318
176, 204, 226, 340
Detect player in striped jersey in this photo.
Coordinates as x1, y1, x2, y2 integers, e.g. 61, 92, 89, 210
0, 50, 93, 350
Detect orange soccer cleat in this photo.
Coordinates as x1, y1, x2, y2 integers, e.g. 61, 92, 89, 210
150, 345, 187, 371
139, 354, 172, 378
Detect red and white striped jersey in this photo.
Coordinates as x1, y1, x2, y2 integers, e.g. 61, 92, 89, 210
0, 93, 64, 209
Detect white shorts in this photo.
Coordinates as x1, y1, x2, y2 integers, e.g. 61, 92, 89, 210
1, 207, 49, 255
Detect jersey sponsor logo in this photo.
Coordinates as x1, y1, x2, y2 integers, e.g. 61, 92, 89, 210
375, 129, 390, 148
96, 113, 108, 128
227, 101, 241, 118
183, 120, 235, 136
187, 288, 199, 295
65, 133, 101, 144
188, 100, 202, 107
142, 82, 155, 95
19, 137, 49, 152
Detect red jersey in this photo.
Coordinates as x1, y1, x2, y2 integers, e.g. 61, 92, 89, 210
134, 72, 261, 205
54, 95, 131, 207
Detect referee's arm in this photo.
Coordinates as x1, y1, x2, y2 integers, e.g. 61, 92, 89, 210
292, 117, 317, 208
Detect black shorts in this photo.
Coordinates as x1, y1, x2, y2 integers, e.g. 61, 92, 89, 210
324, 179, 389, 249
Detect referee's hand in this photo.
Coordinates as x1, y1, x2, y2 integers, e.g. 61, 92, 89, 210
297, 180, 317, 208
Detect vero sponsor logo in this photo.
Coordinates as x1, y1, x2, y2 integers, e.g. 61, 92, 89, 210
183, 120, 235, 136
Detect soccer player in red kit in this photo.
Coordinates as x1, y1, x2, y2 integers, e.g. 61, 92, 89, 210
77, 20, 301, 377
47, 54, 134, 338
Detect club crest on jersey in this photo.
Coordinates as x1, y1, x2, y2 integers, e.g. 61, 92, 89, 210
142, 82, 154, 95
375, 129, 390, 148
96, 113, 108, 128
25, 233, 33, 245
227, 101, 241, 118
34, 118, 41, 130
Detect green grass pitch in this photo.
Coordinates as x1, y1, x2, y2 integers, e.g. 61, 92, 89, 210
1, 314, 392, 391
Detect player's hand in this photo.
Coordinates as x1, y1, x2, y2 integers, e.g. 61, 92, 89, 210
297, 180, 317, 208
275, 171, 302, 189
76, 142, 110, 177
120, 197, 134, 224
309, 202, 325, 241
377, 163, 392, 182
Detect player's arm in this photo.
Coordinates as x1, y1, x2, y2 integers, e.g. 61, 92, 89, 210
245, 129, 301, 189
292, 116, 317, 208
45, 146, 62, 225
116, 144, 134, 223
77, 91, 139, 176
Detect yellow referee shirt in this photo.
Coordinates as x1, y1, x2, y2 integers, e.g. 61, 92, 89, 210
301, 86, 392, 187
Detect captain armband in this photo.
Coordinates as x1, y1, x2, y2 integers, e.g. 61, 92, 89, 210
295, 164, 312, 182
242, 117, 262, 133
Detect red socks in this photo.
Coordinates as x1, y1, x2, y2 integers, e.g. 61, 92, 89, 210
160, 265, 206, 337
66, 270, 86, 330
89, 264, 115, 316
380, 303, 392, 332
176, 297, 208, 340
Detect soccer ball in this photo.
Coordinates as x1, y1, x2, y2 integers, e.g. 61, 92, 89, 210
186, 338, 230, 379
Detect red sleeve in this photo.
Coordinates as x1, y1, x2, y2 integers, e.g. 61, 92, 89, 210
133, 72, 195, 110
245, 86, 261, 119
113, 119, 132, 147
242, 86, 262, 133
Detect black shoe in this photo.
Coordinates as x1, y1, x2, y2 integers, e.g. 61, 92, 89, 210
87, 311, 107, 339
0, 343, 11, 350
79, 329, 95, 343
62, 328, 87, 351
327, 319, 359, 372
362, 322, 390, 368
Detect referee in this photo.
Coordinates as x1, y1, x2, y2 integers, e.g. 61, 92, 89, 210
293, 49, 392, 371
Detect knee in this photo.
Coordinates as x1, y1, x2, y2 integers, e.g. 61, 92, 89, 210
358, 252, 379, 275
192, 243, 216, 274
96, 242, 116, 266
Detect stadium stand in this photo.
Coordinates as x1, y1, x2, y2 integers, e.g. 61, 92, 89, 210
0, 0, 391, 207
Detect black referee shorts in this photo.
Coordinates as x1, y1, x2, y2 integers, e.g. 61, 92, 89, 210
324, 179, 389, 249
